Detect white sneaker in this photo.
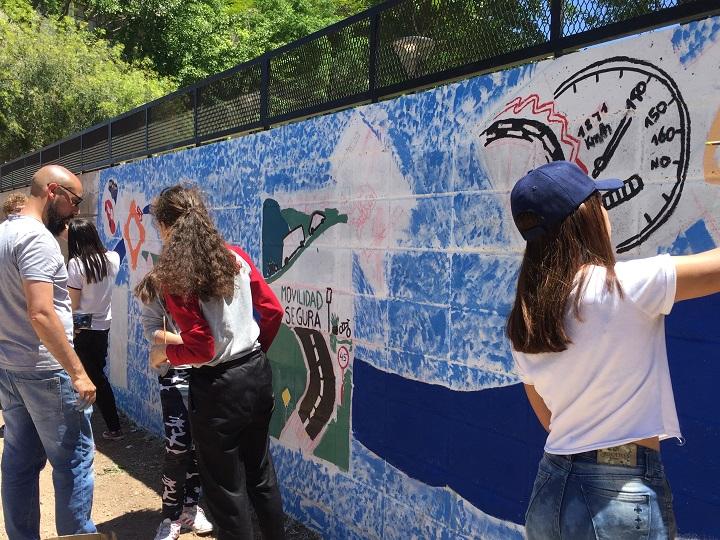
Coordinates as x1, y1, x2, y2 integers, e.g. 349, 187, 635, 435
178, 505, 214, 535
154, 518, 182, 540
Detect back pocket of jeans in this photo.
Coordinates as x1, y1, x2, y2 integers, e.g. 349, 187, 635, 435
525, 470, 552, 522
581, 483, 650, 540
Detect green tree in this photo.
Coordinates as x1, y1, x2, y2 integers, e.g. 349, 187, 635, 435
230, 0, 342, 62
0, 3, 174, 162
563, 0, 681, 34
33, 0, 379, 87
53, 0, 240, 87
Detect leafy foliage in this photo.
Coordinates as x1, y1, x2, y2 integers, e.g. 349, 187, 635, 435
38, 0, 377, 88
66, 0, 240, 87
0, 1, 174, 162
230, 0, 343, 62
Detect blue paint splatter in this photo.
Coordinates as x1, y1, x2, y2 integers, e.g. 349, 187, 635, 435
450, 254, 520, 315
388, 300, 449, 357
381, 64, 533, 196
450, 308, 514, 372
397, 196, 452, 249
672, 15, 720, 65
352, 253, 377, 296
664, 219, 716, 255
453, 193, 514, 248
354, 297, 388, 345
388, 251, 451, 305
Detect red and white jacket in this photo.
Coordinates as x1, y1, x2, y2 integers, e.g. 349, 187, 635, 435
164, 245, 282, 367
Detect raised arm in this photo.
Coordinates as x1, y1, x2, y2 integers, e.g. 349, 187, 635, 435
673, 247, 720, 302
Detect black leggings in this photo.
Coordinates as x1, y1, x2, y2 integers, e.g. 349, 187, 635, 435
190, 350, 285, 540
73, 329, 121, 432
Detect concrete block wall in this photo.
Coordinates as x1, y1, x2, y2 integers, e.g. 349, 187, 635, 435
84, 15, 720, 538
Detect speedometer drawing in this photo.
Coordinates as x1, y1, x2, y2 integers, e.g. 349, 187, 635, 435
554, 56, 691, 253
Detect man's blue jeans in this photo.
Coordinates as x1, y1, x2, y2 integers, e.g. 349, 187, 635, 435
0, 368, 96, 540
525, 447, 676, 539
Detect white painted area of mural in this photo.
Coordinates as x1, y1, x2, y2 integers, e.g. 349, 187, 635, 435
107, 286, 128, 388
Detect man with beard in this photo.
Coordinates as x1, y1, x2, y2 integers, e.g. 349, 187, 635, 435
0, 165, 97, 539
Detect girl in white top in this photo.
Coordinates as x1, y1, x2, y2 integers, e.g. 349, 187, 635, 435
67, 218, 123, 440
507, 161, 720, 539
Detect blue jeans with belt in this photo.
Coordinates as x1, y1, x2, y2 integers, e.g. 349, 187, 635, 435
0, 368, 96, 540
526, 446, 676, 539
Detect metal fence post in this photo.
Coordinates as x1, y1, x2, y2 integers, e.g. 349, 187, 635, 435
145, 106, 150, 156
550, 0, 563, 56
369, 12, 380, 103
193, 88, 199, 146
107, 122, 112, 162
260, 57, 270, 129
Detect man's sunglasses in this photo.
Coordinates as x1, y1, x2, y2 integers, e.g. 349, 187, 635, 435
56, 185, 84, 206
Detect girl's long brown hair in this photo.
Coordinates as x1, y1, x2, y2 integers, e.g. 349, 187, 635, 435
134, 185, 238, 304
507, 193, 622, 354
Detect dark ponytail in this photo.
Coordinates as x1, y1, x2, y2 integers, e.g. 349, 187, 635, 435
68, 218, 108, 284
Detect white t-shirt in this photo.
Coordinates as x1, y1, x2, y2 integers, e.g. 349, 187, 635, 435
512, 254, 680, 454
67, 251, 120, 331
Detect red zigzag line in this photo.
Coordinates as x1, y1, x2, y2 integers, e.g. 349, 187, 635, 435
496, 94, 588, 172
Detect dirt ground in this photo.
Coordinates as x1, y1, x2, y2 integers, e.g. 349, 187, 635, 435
0, 412, 319, 540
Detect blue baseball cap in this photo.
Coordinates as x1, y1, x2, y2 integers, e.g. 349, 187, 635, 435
510, 161, 623, 241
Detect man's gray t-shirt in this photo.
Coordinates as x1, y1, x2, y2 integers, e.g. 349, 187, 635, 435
0, 215, 72, 370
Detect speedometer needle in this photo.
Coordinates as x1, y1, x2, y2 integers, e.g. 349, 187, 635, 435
592, 115, 633, 178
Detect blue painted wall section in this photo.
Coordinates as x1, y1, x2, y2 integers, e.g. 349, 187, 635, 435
352, 359, 546, 524
90, 14, 720, 539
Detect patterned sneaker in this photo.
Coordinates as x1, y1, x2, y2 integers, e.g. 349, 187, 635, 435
153, 518, 182, 540
102, 429, 124, 441
178, 505, 214, 535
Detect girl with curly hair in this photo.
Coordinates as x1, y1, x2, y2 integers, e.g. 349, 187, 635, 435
135, 185, 285, 540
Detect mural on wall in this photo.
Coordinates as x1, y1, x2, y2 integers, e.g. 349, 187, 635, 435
97, 174, 166, 432
263, 198, 353, 469
480, 57, 691, 253
91, 14, 720, 539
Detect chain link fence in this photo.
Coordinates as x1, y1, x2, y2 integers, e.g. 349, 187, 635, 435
1, 0, 717, 191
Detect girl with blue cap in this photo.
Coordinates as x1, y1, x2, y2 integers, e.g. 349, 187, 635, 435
508, 160, 720, 539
